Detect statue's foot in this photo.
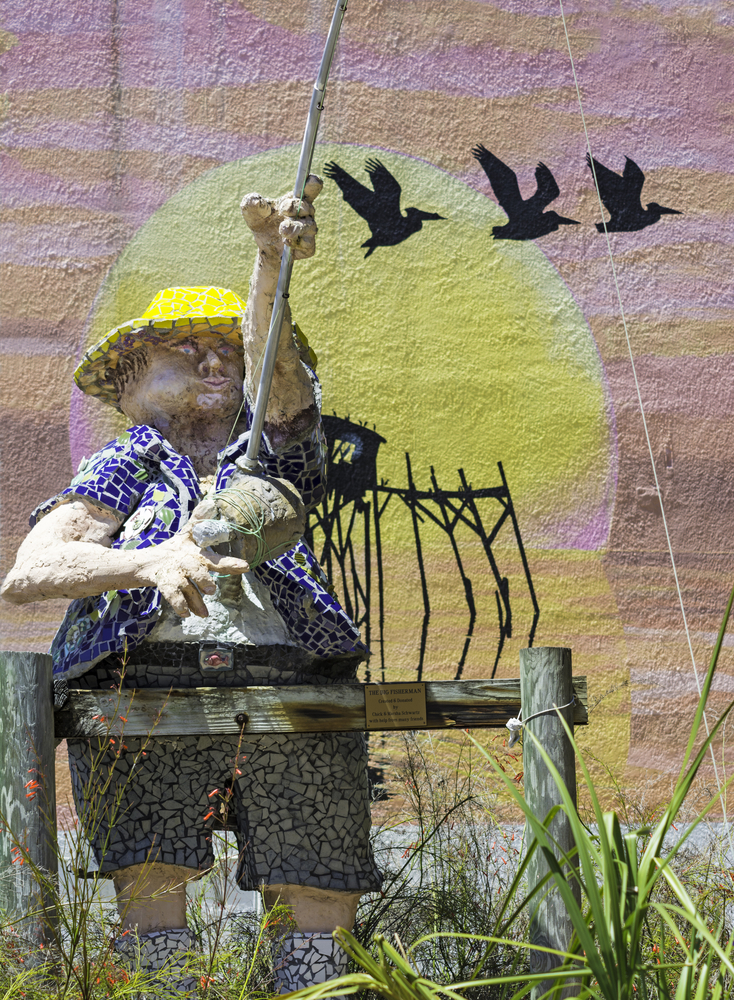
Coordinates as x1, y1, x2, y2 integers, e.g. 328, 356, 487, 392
115, 927, 197, 996
273, 931, 348, 996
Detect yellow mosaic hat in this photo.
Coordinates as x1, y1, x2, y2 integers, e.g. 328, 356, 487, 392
74, 286, 247, 410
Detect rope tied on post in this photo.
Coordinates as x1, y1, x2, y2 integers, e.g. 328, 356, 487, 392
505, 694, 576, 748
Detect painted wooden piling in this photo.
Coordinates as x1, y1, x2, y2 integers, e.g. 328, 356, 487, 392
521, 646, 580, 999
0, 651, 57, 943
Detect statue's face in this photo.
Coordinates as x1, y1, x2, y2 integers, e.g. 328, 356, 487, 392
119, 330, 244, 426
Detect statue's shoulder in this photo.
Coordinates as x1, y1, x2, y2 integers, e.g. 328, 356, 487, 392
71, 426, 168, 486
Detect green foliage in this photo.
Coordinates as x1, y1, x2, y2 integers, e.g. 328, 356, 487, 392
288, 587, 734, 1000
4, 595, 734, 998
355, 732, 527, 986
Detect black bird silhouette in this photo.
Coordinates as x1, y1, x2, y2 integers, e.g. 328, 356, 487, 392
323, 158, 444, 257
586, 154, 682, 232
471, 144, 579, 240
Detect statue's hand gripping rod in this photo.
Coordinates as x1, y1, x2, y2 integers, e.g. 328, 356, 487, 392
240, 0, 348, 473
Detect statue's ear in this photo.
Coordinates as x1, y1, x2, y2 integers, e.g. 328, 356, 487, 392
113, 346, 152, 404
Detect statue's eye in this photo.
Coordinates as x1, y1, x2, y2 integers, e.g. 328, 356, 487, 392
174, 342, 197, 355
218, 344, 234, 356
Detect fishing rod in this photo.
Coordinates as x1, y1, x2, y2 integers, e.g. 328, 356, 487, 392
240, 0, 348, 473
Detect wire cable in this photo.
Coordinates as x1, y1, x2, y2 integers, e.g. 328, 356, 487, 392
506, 696, 576, 748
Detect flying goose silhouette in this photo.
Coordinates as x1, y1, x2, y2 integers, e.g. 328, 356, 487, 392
586, 153, 682, 232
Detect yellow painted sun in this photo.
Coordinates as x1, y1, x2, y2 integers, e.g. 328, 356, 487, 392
75, 144, 615, 550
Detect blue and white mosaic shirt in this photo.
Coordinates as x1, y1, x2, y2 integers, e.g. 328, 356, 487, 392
32, 418, 366, 679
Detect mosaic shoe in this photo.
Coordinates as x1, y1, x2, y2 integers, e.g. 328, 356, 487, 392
114, 927, 197, 996
273, 932, 349, 995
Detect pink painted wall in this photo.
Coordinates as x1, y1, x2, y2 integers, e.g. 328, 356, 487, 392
2, 0, 734, 795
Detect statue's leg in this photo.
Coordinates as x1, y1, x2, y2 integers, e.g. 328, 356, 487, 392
264, 885, 361, 994
112, 862, 198, 995
67, 729, 221, 996
263, 884, 362, 931
114, 862, 193, 931
231, 731, 382, 994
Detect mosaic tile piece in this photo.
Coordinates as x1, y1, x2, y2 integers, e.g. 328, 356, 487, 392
115, 926, 196, 996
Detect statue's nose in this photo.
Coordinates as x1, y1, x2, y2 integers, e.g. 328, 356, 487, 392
199, 349, 222, 376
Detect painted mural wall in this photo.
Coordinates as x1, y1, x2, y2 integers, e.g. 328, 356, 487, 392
1, 0, 733, 795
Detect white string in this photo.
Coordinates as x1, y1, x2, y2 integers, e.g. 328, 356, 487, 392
506, 695, 576, 747
558, 0, 732, 843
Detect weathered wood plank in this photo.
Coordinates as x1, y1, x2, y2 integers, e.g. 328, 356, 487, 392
55, 677, 588, 739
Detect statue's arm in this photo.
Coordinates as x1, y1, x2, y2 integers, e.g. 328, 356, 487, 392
241, 175, 323, 452
0, 499, 248, 617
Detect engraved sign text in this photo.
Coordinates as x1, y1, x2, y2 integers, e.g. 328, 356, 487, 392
364, 683, 427, 730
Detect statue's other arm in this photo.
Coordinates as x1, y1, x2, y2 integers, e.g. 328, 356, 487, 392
0, 499, 248, 617
241, 175, 323, 452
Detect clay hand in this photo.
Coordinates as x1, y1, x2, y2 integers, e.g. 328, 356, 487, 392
137, 523, 249, 618
240, 175, 323, 261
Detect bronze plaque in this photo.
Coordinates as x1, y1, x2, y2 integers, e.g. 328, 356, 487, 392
364, 683, 427, 731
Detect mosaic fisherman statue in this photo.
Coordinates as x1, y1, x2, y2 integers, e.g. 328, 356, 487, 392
1, 177, 381, 994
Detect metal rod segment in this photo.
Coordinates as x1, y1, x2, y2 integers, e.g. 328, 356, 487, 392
243, 0, 348, 470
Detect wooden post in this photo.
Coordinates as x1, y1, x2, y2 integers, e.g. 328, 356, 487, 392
520, 646, 580, 999
0, 652, 57, 944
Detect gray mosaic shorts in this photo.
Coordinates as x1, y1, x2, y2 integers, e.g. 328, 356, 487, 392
67, 644, 382, 893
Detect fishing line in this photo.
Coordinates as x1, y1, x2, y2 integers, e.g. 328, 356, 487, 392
210, 487, 274, 569
558, 0, 733, 841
